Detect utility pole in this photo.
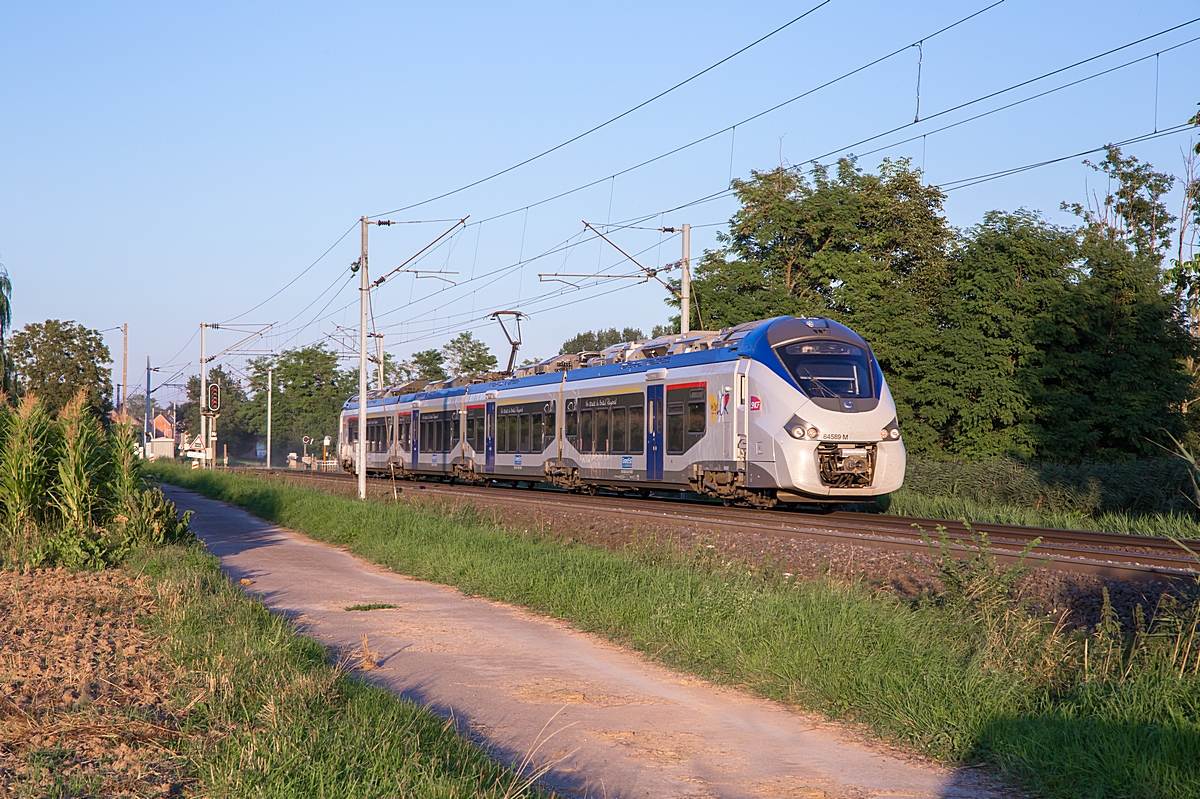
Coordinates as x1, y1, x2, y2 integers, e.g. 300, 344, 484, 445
680, 223, 691, 334
358, 216, 369, 501
266, 367, 273, 470
121, 323, 128, 416
144, 356, 151, 450
199, 323, 207, 469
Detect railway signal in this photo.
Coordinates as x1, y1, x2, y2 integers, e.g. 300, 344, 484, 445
207, 383, 221, 413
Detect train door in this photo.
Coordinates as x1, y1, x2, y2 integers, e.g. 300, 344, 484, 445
736, 363, 749, 470
646, 384, 664, 481
484, 401, 496, 473
411, 409, 420, 468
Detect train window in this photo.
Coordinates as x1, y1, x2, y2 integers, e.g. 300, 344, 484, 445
519, 414, 531, 453
497, 415, 507, 453
348, 420, 357, 444
465, 416, 475, 450
595, 409, 609, 454
666, 402, 685, 454
531, 413, 542, 452
387, 417, 394, 448
775, 340, 875, 399
628, 406, 644, 453
580, 410, 594, 454
451, 416, 460, 447
542, 414, 556, 451
611, 407, 627, 454
687, 401, 706, 434
508, 416, 519, 453
476, 414, 485, 452
566, 411, 578, 449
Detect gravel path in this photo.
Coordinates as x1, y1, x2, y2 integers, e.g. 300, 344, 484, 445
163, 485, 1010, 799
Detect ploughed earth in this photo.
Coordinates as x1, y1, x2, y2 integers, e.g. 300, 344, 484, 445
0, 568, 189, 797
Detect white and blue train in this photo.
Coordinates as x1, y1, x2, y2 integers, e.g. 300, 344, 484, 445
338, 316, 905, 507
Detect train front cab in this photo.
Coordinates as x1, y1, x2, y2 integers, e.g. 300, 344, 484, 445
738, 317, 905, 503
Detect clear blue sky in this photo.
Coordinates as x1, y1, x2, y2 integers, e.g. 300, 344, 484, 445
3, 1, 1198, 402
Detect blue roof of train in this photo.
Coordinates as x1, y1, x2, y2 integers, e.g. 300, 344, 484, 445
343, 316, 865, 410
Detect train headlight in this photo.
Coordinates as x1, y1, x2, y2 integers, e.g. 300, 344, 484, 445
881, 418, 901, 440
784, 415, 818, 441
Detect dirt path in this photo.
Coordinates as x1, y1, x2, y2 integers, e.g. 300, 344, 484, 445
163, 486, 1008, 799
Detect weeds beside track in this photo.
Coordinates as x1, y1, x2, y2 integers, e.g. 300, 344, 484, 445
154, 463, 1200, 799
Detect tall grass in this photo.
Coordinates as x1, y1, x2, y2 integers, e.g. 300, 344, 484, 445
153, 464, 1200, 799
866, 457, 1200, 537
0, 391, 191, 568
131, 545, 550, 798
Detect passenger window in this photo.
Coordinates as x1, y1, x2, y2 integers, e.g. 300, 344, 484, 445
451, 417, 461, 446
519, 414, 531, 453
580, 410, 594, 454
628, 406, 644, 453
666, 402, 685, 455
531, 413, 542, 452
611, 407, 627, 453
595, 409, 609, 454
687, 401, 706, 434
507, 416, 519, 453
566, 411, 578, 449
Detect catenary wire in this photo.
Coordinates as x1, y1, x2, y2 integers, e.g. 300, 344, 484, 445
368, 0, 838, 218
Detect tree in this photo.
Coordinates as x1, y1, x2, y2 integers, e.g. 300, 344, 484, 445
687, 159, 954, 453
245, 345, 350, 460
9, 319, 113, 417
559, 327, 645, 355
397, 348, 447, 382
1032, 232, 1193, 457
937, 211, 1079, 458
443, 332, 497, 377
1064, 145, 1176, 262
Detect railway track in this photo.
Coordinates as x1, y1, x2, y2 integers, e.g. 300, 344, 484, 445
236, 468, 1199, 583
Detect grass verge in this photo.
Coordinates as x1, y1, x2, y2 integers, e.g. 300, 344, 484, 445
136, 542, 549, 798
152, 463, 1200, 799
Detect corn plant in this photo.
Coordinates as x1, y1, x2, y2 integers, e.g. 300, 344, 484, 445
106, 416, 143, 517
53, 391, 108, 534
0, 395, 57, 558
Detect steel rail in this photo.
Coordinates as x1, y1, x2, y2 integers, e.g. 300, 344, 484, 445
239, 469, 1199, 582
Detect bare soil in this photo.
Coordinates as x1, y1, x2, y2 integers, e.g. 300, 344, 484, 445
0, 568, 190, 797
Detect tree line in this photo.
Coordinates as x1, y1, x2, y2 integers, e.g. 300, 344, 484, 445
4, 107, 1198, 463
677, 137, 1200, 459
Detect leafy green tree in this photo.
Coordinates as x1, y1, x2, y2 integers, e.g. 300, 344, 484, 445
9, 319, 113, 417
246, 345, 350, 460
937, 211, 1079, 458
1064, 145, 1176, 262
559, 327, 645, 354
686, 159, 953, 452
1032, 232, 1193, 457
397, 348, 447, 382
443, 332, 497, 377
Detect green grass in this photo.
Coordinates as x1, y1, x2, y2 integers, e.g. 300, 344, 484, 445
345, 602, 398, 611
868, 457, 1200, 537
151, 463, 1200, 799
131, 542, 549, 798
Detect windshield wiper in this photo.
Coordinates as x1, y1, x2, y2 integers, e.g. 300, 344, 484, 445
801, 369, 837, 398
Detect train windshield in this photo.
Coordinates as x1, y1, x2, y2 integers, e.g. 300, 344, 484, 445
774, 341, 875, 399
